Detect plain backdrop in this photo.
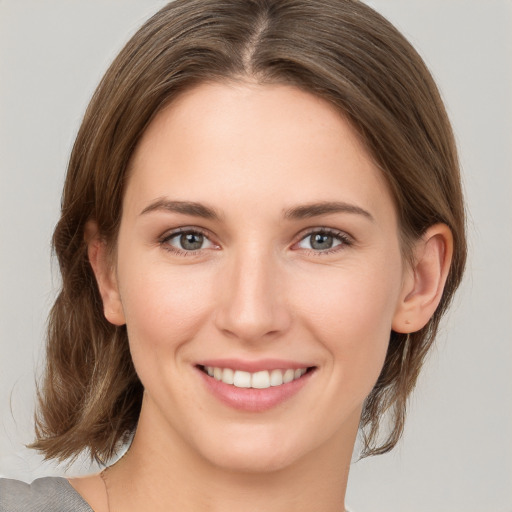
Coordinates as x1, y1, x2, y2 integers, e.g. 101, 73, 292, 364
1, 1, 511, 511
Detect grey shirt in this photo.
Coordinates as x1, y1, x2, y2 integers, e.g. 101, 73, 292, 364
0, 477, 93, 512
0, 476, 355, 511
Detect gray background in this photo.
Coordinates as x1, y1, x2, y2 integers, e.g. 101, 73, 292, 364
1, 1, 511, 511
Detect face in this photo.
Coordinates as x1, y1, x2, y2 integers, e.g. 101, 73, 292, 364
103, 82, 411, 473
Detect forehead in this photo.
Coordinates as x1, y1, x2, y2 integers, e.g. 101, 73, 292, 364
125, 81, 395, 223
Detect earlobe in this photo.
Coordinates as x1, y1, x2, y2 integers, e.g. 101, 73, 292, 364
85, 221, 126, 326
392, 223, 453, 333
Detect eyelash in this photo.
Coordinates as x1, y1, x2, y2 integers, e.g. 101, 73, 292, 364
158, 227, 217, 257
158, 227, 353, 256
295, 227, 353, 255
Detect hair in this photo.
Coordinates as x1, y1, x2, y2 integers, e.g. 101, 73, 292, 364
31, 0, 466, 463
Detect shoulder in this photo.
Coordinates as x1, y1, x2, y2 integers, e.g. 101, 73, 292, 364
0, 477, 93, 512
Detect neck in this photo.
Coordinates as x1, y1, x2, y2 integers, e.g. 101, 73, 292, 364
104, 398, 358, 512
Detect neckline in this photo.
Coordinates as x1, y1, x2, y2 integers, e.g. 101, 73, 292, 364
62, 477, 96, 511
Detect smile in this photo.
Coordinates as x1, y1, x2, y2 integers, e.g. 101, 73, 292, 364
199, 365, 310, 389
196, 362, 316, 412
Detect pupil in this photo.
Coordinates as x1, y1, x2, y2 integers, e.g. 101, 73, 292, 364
180, 233, 203, 250
311, 233, 333, 250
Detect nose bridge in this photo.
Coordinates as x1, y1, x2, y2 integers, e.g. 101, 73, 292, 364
215, 241, 290, 342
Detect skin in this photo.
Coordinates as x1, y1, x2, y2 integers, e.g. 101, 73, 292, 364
71, 82, 453, 512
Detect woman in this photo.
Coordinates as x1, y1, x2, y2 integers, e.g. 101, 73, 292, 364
0, 0, 466, 511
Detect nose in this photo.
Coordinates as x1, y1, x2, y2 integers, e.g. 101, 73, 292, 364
214, 247, 292, 343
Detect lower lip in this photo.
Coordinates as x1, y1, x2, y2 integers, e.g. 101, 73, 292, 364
196, 367, 314, 412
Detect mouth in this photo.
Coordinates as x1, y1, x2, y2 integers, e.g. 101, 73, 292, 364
197, 365, 315, 389
195, 359, 317, 411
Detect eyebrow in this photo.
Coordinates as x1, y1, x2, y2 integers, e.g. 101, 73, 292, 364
140, 198, 373, 222
283, 201, 374, 221
140, 199, 221, 220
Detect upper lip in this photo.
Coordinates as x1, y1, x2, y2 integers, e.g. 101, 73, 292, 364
196, 358, 314, 373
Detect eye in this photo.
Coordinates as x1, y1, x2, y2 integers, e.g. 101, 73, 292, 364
295, 229, 351, 252
161, 229, 216, 253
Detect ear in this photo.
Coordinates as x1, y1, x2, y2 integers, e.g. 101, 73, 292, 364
392, 223, 453, 333
85, 221, 126, 326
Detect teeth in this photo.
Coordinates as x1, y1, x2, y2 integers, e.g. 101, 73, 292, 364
283, 369, 295, 383
294, 368, 306, 379
251, 370, 270, 389
233, 370, 251, 388
203, 366, 309, 389
222, 367, 234, 385
270, 369, 283, 386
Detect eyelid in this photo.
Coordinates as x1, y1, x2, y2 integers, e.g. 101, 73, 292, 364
157, 225, 353, 256
158, 226, 220, 253
292, 227, 354, 253
159, 226, 212, 241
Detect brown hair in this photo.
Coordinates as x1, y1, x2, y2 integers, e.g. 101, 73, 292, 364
32, 0, 466, 462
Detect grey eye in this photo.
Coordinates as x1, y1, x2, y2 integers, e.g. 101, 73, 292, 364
310, 233, 334, 250
166, 231, 214, 251
180, 232, 204, 250
297, 231, 344, 251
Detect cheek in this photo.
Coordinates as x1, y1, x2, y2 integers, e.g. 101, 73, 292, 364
296, 258, 401, 331
292, 255, 403, 388
117, 261, 215, 356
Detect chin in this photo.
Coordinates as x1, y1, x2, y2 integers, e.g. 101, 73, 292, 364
206, 444, 301, 475
189, 423, 318, 475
